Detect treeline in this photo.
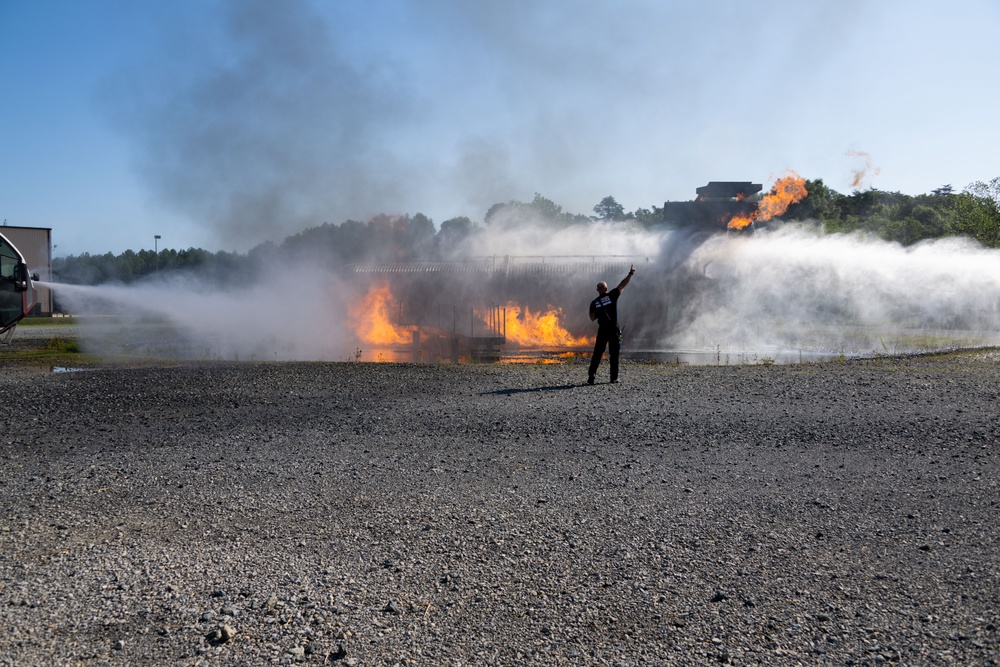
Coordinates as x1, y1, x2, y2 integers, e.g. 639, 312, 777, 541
51, 247, 250, 286
786, 178, 1000, 247
50, 195, 598, 285
52, 178, 1000, 285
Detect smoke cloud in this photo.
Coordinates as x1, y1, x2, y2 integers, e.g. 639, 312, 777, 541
78, 0, 1000, 362
44, 218, 1000, 363
106, 0, 418, 249
104, 0, 877, 252
848, 150, 882, 190
663, 225, 1000, 357
42, 265, 351, 361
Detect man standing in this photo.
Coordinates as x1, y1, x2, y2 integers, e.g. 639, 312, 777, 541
588, 264, 635, 385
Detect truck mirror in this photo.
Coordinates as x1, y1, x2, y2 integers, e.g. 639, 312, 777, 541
14, 263, 28, 291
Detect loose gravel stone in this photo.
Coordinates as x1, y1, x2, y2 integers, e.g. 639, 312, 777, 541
1, 351, 999, 664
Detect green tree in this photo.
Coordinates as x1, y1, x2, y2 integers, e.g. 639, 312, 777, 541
630, 204, 664, 225
784, 179, 842, 223
594, 195, 625, 221
896, 205, 949, 245
484, 194, 569, 227
530, 193, 563, 220
317, 220, 367, 265
954, 180, 1000, 247
484, 202, 508, 225
967, 177, 1000, 206
438, 216, 477, 256
404, 213, 436, 259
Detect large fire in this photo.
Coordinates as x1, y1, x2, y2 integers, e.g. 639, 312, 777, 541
495, 302, 589, 348
350, 284, 587, 350
349, 282, 412, 345
727, 173, 808, 230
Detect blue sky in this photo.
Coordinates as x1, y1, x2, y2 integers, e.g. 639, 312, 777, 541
2, 0, 998, 257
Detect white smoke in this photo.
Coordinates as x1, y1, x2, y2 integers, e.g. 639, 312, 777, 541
465, 211, 666, 259
668, 224, 1000, 357
41, 266, 357, 361
42, 221, 1000, 363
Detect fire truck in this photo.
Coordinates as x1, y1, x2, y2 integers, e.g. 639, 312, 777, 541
0, 232, 38, 342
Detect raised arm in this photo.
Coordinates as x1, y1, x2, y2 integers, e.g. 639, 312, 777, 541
616, 264, 636, 292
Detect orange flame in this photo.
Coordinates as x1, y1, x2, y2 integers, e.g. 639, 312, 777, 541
727, 172, 808, 230
349, 282, 412, 345
488, 302, 589, 348
758, 173, 808, 220
726, 213, 755, 230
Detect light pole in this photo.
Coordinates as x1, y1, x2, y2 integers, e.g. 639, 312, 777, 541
154, 235, 161, 273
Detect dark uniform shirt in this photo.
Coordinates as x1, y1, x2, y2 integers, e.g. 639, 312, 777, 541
590, 287, 621, 331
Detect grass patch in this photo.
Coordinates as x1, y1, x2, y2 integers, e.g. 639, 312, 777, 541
42, 337, 80, 354
0, 336, 92, 366
19, 316, 80, 327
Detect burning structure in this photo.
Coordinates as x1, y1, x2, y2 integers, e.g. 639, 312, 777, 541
342, 176, 809, 362
347, 257, 634, 361
663, 181, 763, 231
663, 175, 807, 232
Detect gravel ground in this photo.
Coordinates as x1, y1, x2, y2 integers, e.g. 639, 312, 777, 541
1, 341, 998, 665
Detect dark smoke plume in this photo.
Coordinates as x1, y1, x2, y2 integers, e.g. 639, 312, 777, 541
105, 0, 415, 249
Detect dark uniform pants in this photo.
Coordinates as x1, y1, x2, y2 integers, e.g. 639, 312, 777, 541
589, 325, 620, 382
